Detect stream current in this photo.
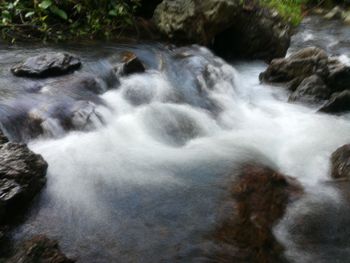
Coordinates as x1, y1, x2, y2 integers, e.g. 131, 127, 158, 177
1, 16, 350, 262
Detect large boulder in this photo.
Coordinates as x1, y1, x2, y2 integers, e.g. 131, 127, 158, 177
153, 0, 291, 61
11, 53, 81, 78
213, 7, 291, 61
0, 131, 47, 223
330, 144, 350, 180
5, 235, 74, 263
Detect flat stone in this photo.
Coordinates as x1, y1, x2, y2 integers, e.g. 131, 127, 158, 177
11, 53, 81, 78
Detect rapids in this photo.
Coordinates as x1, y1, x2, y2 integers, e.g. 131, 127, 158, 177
1, 16, 350, 262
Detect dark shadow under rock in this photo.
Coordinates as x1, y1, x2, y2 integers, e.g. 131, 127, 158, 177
153, 0, 291, 61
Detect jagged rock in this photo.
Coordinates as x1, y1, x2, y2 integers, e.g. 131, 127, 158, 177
122, 53, 146, 76
11, 53, 81, 78
0, 131, 47, 223
289, 75, 330, 104
153, 0, 291, 61
259, 47, 329, 84
331, 144, 350, 180
319, 90, 350, 114
212, 164, 303, 262
5, 235, 74, 263
327, 59, 350, 92
261, 47, 350, 112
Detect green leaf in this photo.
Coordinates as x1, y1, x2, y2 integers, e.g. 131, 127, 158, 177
25, 11, 35, 18
49, 5, 68, 20
108, 9, 118, 17
38, 0, 52, 9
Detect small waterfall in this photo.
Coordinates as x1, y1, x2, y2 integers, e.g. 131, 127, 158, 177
1, 16, 350, 262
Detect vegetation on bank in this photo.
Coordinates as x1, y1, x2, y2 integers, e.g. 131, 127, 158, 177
0, 0, 141, 42
0, 0, 348, 42
260, 0, 349, 25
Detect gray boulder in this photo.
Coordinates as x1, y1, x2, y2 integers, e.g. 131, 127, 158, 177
289, 75, 330, 104
319, 90, 350, 114
261, 47, 350, 113
153, 0, 291, 61
0, 131, 47, 223
260, 47, 329, 84
11, 53, 81, 78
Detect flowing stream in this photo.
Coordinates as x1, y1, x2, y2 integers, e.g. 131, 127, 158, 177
1, 16, 350, 262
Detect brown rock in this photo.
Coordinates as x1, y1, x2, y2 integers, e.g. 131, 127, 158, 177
212, 164, 303, 263
5, 235, 74, 263
331, 144, 350, 180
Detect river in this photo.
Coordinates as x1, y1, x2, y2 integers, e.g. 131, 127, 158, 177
1, 16, 350, 262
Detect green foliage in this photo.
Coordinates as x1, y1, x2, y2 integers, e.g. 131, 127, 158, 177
259, 0, 305, 25
260, 0, 349, 26
0, 0, 141, 42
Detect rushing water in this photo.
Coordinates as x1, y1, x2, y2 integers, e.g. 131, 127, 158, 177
1, 16, 350, 262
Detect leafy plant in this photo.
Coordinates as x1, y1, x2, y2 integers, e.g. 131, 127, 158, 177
0, 0, 141, 42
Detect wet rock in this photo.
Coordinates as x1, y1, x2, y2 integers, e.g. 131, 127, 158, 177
319, 90, 350, 114
0, 131, 47, 223
331, 144, 350, 180
121, 53, 146, 76
212, 164, 303, 262
47, 73, 106, 95
261, 47, 350, 112
324, 6, 343, 20
289, 75, 330, 104
0, 131, 9, 144
260, 47, 329, 84
6, 235, 74, 263
153, 0, 291, 61
11, 53, 81, 78
327, 59, 350, 92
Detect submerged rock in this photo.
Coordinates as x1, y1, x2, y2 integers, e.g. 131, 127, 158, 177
5, 235, 74, 263
212, 164, 303, 262
153, 0, 291, 61
11, 53, 81, 78
331, 144, 350, 180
